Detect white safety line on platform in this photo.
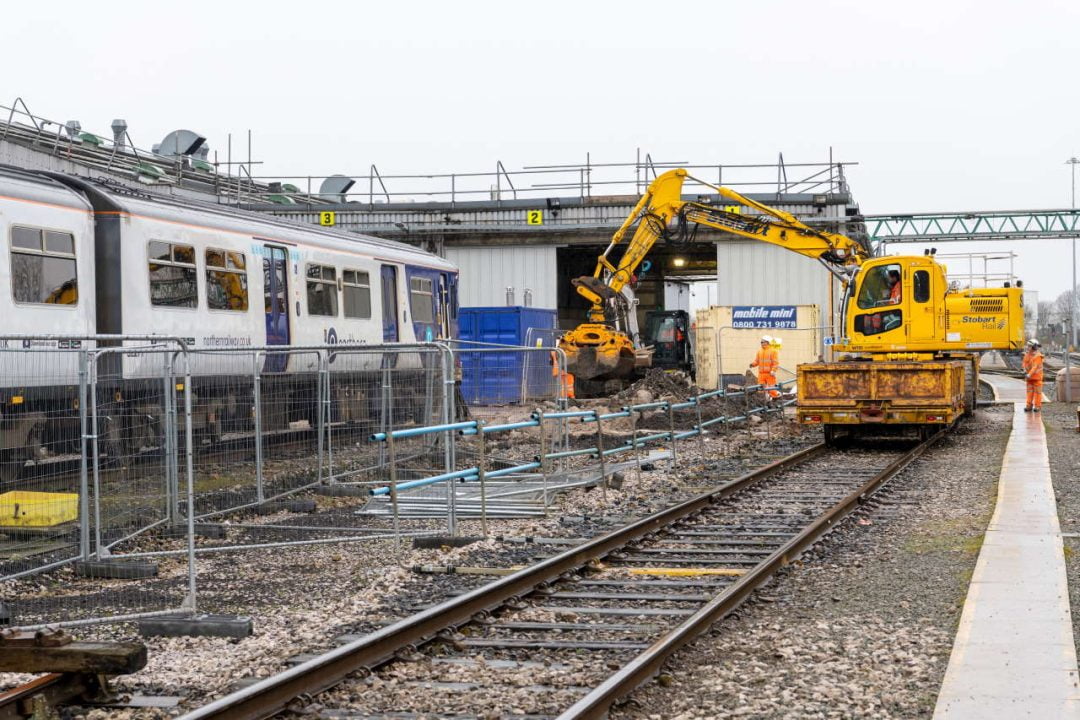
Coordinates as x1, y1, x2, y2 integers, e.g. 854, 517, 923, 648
933, 404, 1080, 719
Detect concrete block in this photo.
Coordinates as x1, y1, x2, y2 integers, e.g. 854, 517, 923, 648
412, 535, 484, 549
229, 677, 263, 691
138, 613, 253, 639
74, 560, 158, 579
255, 499, 317, 515
285, 652, 322, 665
1055, 367, 1080, 401
314, 484, 368, 497
160, 524, 226, 540
333, 633, 364, 645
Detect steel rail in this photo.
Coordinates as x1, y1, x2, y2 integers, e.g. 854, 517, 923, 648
0, 673, 100, 720
556, 428, 946, 719
179, 443, 827, 720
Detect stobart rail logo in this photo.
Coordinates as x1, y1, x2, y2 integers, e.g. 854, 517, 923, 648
959, 316, 1007, 330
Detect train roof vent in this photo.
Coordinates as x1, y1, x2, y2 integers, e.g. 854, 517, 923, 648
153, 129, 207, 159
320, 175, 355, 203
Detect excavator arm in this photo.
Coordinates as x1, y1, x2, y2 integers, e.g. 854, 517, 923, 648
563, 168, 871, 391
574, 168, 869, 322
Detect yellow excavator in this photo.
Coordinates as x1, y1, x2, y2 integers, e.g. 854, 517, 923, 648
560, 168, 1025, 439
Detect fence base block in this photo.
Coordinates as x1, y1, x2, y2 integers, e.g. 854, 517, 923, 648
138, 614, 253, 639
314, 484, 369, 498
412, 535, 484, 549
160, 524, 227, 540
255, 499, 317, 515
74, 560, 158, 580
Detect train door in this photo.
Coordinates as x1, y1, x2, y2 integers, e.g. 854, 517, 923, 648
381, 264, 399, 342
909, 267, 936, 342
438, 273, 451, 339
263, 245, 291, 371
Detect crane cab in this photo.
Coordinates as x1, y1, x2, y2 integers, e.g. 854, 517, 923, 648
841, 256, 945, 355
838, 256, 1023, 356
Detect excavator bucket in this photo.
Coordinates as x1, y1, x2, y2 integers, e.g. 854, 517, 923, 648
559, 324, 639, 381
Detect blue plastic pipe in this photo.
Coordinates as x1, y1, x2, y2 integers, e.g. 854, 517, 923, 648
531, 409, 596, 420
484, 462, 542, 478
621, 401, 670, 412
369, 466, 479, 496
370, 420, 478, 442
580, 410, 632, 423
460, 419, 540, 436
538, 447, 598, 461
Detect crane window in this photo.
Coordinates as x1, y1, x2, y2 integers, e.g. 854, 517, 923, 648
409, 276, 434, 324
307, 264, 338, 317
856, 264, 902, 309
148, 241, 198, 308
854, 310, 903, 336
206, 248, 249, 311
343, 269, 372, 319
10, 226, 78, 305
913, 270, 930, 303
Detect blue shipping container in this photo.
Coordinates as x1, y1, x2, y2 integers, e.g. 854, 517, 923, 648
459, 306, 559, 405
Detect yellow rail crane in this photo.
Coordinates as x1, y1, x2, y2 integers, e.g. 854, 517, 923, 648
559, 168, 1025, 442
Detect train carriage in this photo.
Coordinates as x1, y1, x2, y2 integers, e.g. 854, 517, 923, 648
0, 166, 459, 479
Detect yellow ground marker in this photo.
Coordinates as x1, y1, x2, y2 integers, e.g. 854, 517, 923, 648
628, 567, 746, 577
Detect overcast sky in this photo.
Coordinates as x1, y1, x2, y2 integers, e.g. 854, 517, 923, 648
3, 0, 1079, 297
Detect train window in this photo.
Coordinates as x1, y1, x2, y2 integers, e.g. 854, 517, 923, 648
306, 264, 338, 317
856, 264, 902, 309
343, 269, 371, 319
148, 241, 197, 308
206, 248, 249, 311
913, 270, 930, 303
10, 226, 78, 305
409, 276, 434, 324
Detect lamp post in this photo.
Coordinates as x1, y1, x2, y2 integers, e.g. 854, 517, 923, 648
1066, 157, 1080, 403
1069, 157, 1079, 350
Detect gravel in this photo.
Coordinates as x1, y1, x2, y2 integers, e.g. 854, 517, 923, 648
2, 392, 1015, 719
0, 402, 816, 717
1043, 401, 1080, 649
612, 404, 1013, 720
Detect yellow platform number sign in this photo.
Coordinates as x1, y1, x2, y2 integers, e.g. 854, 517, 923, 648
319, 211, 336, 227
526, 209, 544, 225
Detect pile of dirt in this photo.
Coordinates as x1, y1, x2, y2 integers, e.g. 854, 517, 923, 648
613, 369, 697, 404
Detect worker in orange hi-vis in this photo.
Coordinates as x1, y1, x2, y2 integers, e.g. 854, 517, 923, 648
550, 350, 575, 400
750, 335, 780, 400
1022, 339, 1044, 413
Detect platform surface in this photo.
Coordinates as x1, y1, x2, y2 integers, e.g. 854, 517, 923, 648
982, 372, 1045, 403
934, 403, 1080, 718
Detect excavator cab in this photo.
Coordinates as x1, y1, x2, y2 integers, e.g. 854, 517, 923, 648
643, 310, 694, 376
843, 257, 953, 353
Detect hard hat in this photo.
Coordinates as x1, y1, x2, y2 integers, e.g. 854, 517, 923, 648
760, 334, 773, 343
771, 337, 782, 347
1029, 338, 1040, 347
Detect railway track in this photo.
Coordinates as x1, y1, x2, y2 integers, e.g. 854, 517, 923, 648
177, 429, 944, 720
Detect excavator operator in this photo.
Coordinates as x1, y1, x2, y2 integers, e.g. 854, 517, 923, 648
886, 270, 902, 304
750, 335, 780, 400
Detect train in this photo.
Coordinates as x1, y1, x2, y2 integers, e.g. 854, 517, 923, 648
0, 165, 459, 479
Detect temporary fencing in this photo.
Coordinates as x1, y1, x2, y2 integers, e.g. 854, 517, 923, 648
364, 374, 796, 535
0, 333, 793, 631
0, 337, 455, 630
0, 336, 197, 629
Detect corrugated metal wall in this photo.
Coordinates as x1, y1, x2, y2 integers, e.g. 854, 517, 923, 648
714, 239, 839, 325
446, 246, 558, 309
